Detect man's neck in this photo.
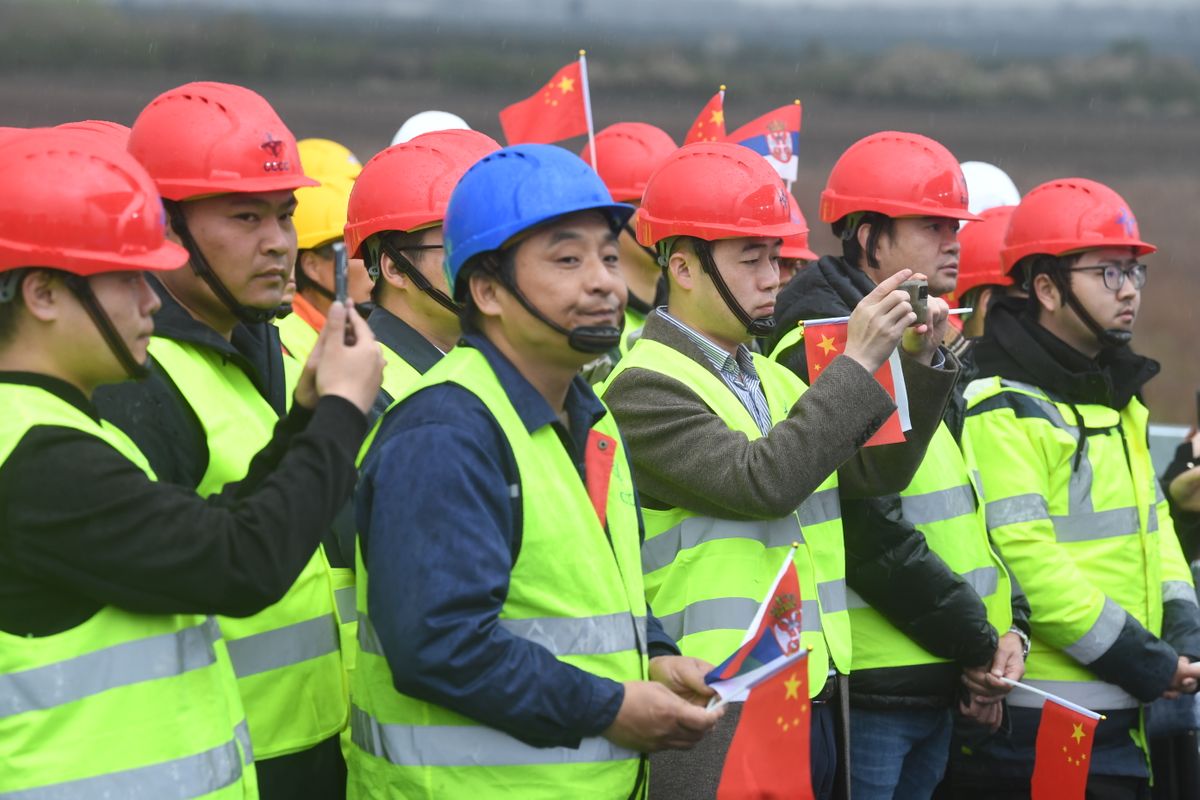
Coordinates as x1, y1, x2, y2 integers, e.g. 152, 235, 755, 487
480, 322, 576, 413
158, 276, 238, 341
1040, 312, 1101, 360
666, 304, 745, 358
380, 294, 458, 353
0, 344, 94, 398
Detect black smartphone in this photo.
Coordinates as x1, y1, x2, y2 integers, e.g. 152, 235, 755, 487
331, 241, 356, 345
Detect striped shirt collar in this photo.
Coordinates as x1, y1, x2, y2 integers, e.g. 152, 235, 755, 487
655, 308, 757, 380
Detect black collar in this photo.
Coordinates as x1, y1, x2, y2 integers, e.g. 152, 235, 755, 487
0, 371, 100, 421
366, 307, 444, 377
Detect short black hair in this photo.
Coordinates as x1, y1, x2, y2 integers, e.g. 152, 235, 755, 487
832, 212, 896, 271
0, 270, 31, 345
456, 249, 515, 334
1017, 252, 1082, 320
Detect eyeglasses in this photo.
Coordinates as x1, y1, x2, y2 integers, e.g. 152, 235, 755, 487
1069, 262, 1148, 292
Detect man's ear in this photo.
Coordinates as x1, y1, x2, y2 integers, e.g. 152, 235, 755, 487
469, 270, 503, 318
668, 247, 696, 293
379, 252, 408, 291
20, 269, 63, 323
1031, 273, 1062, 314
298, 250, 327, 285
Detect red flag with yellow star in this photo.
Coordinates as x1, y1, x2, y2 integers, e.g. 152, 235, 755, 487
685, 87, 726, 144
499, 59, 588, 145
716, 655, 814, 800
802, 320, 909, 446
1031, 699, 1099, 800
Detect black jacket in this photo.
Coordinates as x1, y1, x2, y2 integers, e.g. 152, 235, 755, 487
972, 298, 1200, 701
770, 256, 1030, 709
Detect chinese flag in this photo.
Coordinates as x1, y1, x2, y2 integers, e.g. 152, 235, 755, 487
802, 321, 909, 447
685, 88, 726, 144
1031, 700, 1099, 800
716, 659, 814, 800
499, 60, 587, 145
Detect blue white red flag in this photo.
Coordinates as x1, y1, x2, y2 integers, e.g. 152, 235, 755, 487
726, 101, 802, 185
705, 546, 806, 702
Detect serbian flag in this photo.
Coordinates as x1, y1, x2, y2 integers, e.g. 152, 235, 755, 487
499, 58, 588, 145
684, 86, 726, 144
706, 547, 805, 703
716, 652, 813, 800
726, 101, 801, 185
802, 320, 911, 446
1031, 699, 1100, 800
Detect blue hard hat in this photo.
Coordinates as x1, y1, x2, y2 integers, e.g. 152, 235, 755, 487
444, 143, 635, 300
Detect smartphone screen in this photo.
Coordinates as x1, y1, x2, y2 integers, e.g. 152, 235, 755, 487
332, 241, 348, 306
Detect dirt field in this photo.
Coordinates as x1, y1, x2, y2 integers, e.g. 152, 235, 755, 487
3, 69, 1196, 424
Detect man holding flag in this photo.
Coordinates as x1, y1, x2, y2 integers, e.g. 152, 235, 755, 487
766, 131, 1028, 799
601, 141, 959, 799
951, 178, 1200, 799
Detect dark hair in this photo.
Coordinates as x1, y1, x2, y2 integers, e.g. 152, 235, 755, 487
1017, 252, 1082, 320
456, 249, 515, 334
832, 212, 895, 271
366, 230, 428, 304
293, 242, 336, 292
0, 270, 31, 345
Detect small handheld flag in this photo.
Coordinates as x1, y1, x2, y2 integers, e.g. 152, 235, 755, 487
726, 101, 802, 186
685, 86, 726, 145
801, 320, 911, 446
499, 56, 590, 146
1031, 698, 1100, 800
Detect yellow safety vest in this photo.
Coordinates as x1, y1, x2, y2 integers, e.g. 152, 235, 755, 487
773, 325, 1014, 671
963, 376, 1195, 710
149, 337, 348, 759
347, 346, 649, 800
275, 311, 320, 364
0, 382, 257, 799
603, 336, 850, 696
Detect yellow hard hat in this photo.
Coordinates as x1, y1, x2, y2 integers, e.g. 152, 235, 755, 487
294, 181, 353, 250
297, 138, 362, 187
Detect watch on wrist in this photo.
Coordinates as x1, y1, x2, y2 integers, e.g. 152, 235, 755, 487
1008, 626, 1031, 660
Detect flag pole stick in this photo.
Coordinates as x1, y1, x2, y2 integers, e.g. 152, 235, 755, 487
786, 98, 800, 193
578, 49, 598, 173
707, 644, 813, 712
799, 307, 973, 328
998, 677, 1106, 720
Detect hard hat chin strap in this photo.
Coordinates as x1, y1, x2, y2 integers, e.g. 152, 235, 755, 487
164, 201, 279, 326
489, 260, 622, 355
62, 274, 148, 381
381, 241, 462, 316
692, 239, 775, 338
1047, 267, 1132, 350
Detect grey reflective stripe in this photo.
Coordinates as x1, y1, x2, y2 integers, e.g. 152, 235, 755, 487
1062, 597, 1126, 664
657, 597, 820, 642
1050, 507, 1140, 543
817, 579, 848, 614
350, 705, 637, 768
846, 567, 999, 611
234, 719, 254, 765
335, 585, 358, 625
358, 614, 385, 657
3, 734, 243, 800
900, 484, 977, 526
797, 488, 841, 529
225, 614, 339, 679
962, 566, 1000, 598
0, 616, 219, 719
499, 613, 645, 656
642, 514, 803, 575
1164, 580, 1199, 606
1005, 678, 1138, 710
985, 494, 1049, 529
1148, 503, 1159, 533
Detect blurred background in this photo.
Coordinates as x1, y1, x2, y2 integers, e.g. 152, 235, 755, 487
3, 0, 1197, 422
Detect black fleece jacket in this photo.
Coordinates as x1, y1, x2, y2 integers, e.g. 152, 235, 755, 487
770, 256, 1031, 709
971, 298, 1200, 702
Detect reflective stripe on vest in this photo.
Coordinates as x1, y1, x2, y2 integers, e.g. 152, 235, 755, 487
349, 347, 646, 799
0, 383, 255, 800
1006, 679, 1139, 711
379, 342, 422, 409
845, 566, 999, 611
1164, 581, 1199, 606
349, 706, 637, 769
149, 337, 347, 759
604, 336, 849, 693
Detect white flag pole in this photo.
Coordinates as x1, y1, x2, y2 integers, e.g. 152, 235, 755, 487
578, 50, 598, 173
998, 677, 1106, 720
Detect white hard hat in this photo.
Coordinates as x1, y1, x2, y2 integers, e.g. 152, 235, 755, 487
960, 161, 1021, 216
391, 110, 471, 146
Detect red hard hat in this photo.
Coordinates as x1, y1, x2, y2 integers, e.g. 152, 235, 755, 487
128, 81, 317, 202
56, 120, 132, 149
344, 129, 500, 259
635, 141, 803, 247
780, 194, 818, 261
820, 131, 979, 224
956, 206, 1016, 297
1001, 177, 1155, 272
580, 122, 677, 203
0, 129, 188, 275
